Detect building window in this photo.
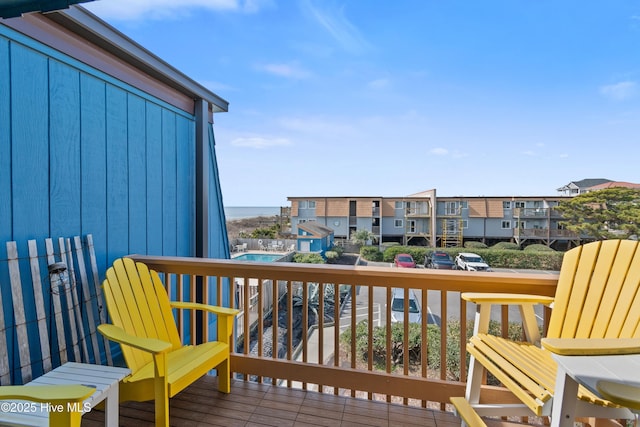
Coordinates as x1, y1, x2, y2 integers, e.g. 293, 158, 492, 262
460, 201, 468, 209
299, 200, 307, 209
308, 200, 316, 208
395, 201, 403, 209
502, 220, 511, 229
395, 219, 403, 228
503, 201, 511, 209
515, 201, 525, 209
462, 220, 468, 229
445, 202, 458, 215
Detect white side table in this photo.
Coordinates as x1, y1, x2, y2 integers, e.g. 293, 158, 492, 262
0, 362, 130, 426
551, 353, 639, 427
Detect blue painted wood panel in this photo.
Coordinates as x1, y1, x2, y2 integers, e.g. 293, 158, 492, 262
49, 59, 81, 239
11, 43, 49, 245
105, 84, 129, 261
162, 110, 177, 256
145, 103, 163, 255
80, 74, 108, 274
0, 34, 13, 382
176, 116, 194, 256
0, 36, 10, 246
127, 94, 147, 256
208, 125, 230, 259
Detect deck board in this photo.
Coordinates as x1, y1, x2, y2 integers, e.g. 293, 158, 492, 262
80, 376, 467, 426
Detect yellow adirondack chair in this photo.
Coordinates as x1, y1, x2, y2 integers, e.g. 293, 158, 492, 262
97, 258, 239, 426
461, 239, 640, 424
0, 384, 94, 426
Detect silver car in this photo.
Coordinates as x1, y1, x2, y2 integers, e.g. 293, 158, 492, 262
390, 288, 421, 323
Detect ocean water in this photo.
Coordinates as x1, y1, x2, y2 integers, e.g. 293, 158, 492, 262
224, 206, 281, 220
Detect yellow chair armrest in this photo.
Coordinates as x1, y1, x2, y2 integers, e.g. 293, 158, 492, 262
170, 301, 239, 318
98, 324, 172, 354
462, 292, 554, 306
542, 338, 640, 355
597, 380, 640, 411
0, 385, 94, 403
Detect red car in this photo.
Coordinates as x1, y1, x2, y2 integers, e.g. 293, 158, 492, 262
393, 253, 416, 268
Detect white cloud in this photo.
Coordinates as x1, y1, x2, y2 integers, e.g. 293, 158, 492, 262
522, 150, 536, 156
600, 81, 638, 101
430, 148, 448, 156
559, 153, 569, 158
84, 0, 271, 20
257, 62, 311, 79
231, 136, 291, 148
300, 0, 372, 54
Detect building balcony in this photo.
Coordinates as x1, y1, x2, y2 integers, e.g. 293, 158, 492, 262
88, 255, 558, 426
513, 207, 549, 217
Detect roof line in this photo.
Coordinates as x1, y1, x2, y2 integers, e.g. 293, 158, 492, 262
49, 5, 229, 113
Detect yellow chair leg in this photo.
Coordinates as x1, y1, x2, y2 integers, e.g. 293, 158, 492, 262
153, 354, 169, 427
49, 408, 83, 427
218, 359, 231, 393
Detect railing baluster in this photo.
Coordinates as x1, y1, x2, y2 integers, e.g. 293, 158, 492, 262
440, 290, 447, 411
421, 288, 428, 408
367, 284, 374, 400
350, 283, 357, 398
460, 293, 467, 383
174, 274, 182, 342
385, 286, 392, 403
190, 275, 196, 346
286, 280, 292, 388
271, 276, 278, 386
302, 280, 308, 391
257, 277, 264, 383
333, 282, 340, 396
318, 281, 324, 393
403, 287, 410, 405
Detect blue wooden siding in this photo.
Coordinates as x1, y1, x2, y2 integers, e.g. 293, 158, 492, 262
0, 25, 216, 270
0, 22, 231, 379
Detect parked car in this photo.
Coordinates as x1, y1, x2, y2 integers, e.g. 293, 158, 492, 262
393, 253, 416, 268
454, 252, 491, 271
390, 288, 421, 323
424, 251, 456, 270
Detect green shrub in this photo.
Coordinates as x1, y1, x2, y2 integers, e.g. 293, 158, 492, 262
524, 244, 555, 252
360, 246, 383, 262
461, 248, 563, 271
464, 241, 488, 249
342, 318, 528, 381
331, 245, 345, 256
293, 253, 325, 264
325, 251, 339, 263
491, 242, 520, 250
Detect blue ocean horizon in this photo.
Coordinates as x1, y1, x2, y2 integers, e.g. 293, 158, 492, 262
224, 206, 281, 220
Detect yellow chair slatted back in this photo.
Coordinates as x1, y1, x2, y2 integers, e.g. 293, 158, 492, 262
548, 240, 640, 339
102, 258, 182, 373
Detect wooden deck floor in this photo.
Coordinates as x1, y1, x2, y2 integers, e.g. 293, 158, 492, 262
80, 375, 466, 427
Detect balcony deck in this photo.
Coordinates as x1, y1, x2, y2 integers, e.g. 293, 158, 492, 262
81, 375, 467, 427
72, 255, 560, 427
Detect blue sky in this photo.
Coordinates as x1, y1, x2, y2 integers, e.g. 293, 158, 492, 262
84, 0, 640, 207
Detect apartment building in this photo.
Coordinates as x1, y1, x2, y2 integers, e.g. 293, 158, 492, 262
288, 191, 579, 250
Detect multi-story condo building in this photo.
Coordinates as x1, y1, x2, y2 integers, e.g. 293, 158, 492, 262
288, 190, 579, 250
